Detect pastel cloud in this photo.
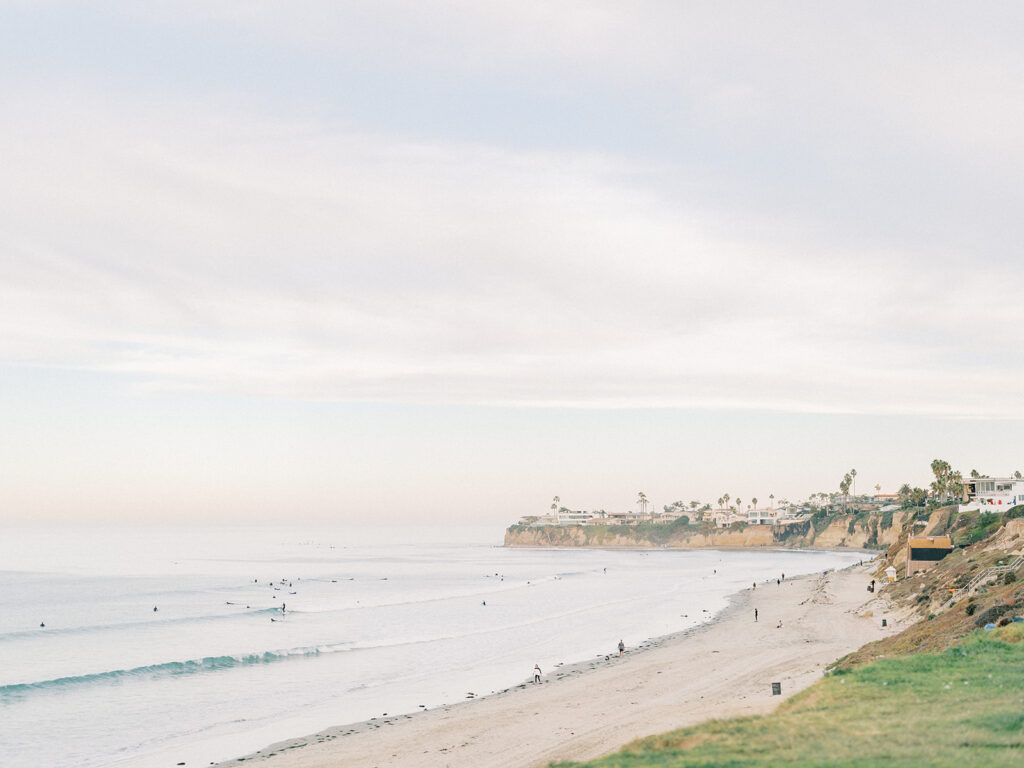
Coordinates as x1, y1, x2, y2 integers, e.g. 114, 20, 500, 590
1, 2, 1022, 419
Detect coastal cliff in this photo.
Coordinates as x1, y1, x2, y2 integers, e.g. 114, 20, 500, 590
504, 509, 910, 550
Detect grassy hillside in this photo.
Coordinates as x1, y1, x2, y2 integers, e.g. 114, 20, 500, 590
553, 624, 1024, 768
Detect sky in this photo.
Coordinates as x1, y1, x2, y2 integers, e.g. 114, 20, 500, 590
2, 1, 1023, 527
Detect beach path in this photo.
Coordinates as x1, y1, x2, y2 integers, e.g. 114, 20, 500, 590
239, 564, 895, 768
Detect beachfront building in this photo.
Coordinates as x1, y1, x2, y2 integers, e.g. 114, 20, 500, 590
744, 508, 777, 525
906, 535, 954, 577
713, 507, 806, 528
555, 509, 596, 525
517, 513, 558, 526
960, 476, 1024, 512
712, 510, 742, 528
603, 511, 649, 525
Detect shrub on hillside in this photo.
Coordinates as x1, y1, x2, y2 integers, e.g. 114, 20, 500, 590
866, 521, 880, 549
957, 513, 1002, 547
811, 509, 833, 533
774, 521, 810, 541
974, 604, 1012, 628
1003, 504, 1024, 522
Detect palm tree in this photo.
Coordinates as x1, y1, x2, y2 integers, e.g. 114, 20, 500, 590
931, 459, 951, 502
637, 491, 648, 517
769, 493, 775, 509
949, 470, 964, 502
723, 493, 730, 512
551, 496, 560, 515
839, 474, 852, 512
717, 497, 724, 510
897, 483, 912, 507
850, 468, 857, 499
752, 496, 758, 511
874, 484, 881, 494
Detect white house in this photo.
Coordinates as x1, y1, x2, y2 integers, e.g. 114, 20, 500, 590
712, 511, 742, 527
556, 509, 596, 525
744, 508, 778, 525
604, 511, 647, 525
715, 507, 803, 527
517, 513, 558, 526
960, 477, 1024, 512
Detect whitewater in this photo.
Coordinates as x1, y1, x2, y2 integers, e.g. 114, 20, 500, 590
0, 525, 865, 768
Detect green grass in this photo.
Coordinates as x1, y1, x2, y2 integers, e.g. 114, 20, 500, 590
552, 625, 1024, 768
956, 512, 1004, 547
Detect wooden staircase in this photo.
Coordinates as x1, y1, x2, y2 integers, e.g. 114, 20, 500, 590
947, 554, 1024, 605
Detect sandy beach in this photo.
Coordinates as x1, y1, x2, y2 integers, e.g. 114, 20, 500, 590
230, 562, 905, 768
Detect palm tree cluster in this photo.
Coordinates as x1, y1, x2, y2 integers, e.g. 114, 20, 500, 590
709, 492, 774, 515
838, 469, 857, 512
897, 483, 927, 508
930, 459, 964, 504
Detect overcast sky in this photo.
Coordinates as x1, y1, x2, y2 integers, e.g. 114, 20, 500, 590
2, 2, 1023, 527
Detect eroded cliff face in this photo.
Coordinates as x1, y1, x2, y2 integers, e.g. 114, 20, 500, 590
503, 510, 911, 551
983, 518, 1024, 553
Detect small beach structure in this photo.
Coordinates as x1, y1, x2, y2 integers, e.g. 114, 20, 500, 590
906, 535, 953, 577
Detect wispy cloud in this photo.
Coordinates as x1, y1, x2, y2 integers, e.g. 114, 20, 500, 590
2, 3, 1023, 418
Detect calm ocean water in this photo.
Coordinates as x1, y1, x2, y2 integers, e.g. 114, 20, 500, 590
0, 525, 863, 768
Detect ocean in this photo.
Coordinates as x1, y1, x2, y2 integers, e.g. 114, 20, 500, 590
0, 525, 864, 768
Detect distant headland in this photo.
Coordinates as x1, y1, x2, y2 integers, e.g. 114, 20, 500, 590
505, 461, 1020, 550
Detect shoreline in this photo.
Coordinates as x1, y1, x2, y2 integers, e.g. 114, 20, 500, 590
225, 559, 902, 768
501, 543, 882, 554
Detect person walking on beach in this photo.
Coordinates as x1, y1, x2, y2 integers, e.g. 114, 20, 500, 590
754, 608, 758, 622
533, 664, 542, 683
618, 639, 625, 657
